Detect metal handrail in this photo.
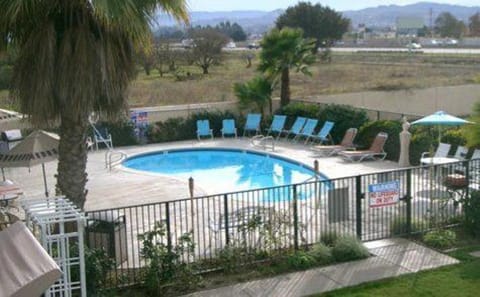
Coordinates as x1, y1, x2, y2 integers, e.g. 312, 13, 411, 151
105, 150, 127, 171
250, 135, 275, 151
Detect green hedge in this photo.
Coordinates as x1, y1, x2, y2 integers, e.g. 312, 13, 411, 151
278, 102, 369, 142
357, 120, 402, 161
147, 110, 241, 143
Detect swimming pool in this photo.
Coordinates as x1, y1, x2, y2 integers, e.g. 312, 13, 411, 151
123, 148, 327, 201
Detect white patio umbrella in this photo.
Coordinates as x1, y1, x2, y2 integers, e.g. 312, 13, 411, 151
0, 130, 59, 197
411, 110, 474, 143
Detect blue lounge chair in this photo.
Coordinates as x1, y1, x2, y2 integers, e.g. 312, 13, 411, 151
243, 113, 261, 137
282, 117, 306, 139
309, 121, 335, 144
293, 118, 318, 143
221, 119, 237, 138
196, 120, 213, 140
266, 115, 287, 139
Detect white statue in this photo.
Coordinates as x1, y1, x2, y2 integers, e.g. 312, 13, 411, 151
399, 116, 411, 167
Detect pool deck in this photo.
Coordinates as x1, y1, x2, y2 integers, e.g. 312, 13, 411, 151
5, 138, 401, 212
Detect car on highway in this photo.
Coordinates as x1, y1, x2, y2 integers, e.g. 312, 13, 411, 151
247, 42, 260, 49
406, 42, 422, 50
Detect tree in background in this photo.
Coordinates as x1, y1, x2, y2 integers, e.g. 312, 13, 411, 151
258, 28, 316, 107
215, 21, 247, 42
154, 41, 180, 77
276, 1, 349, 52
189, 28, 228, 74
469, 13, 480, 37
234, 75, 272, 116
0, 0, 188, 208
435, 12, 466, 38
135, 35, 156, 75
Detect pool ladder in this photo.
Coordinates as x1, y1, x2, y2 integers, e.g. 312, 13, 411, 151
105, 150, 128, 171
251, 135, 275, 151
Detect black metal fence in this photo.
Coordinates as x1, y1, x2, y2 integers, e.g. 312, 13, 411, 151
86, 158, 479, 287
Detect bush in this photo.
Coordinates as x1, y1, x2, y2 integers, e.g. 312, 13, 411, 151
147, 110, 241, 143
390, 216, 426, 236
331, 236, 369, 262
410, 126, 435, 166
317, 104, 369, 143
286, 251, 317, 270
97, 120, 138, 147
85, 248, 115, 296
357, 120, 402, 161
278, 102, 369, 143
307, 243, 333, 265
464, 190, 480, 238
319, 231, 339, 247
423, 229, 456, 249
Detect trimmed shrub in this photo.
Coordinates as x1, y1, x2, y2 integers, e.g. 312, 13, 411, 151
464, 190, 480, 238
278, 102, 369, 142
423, 229, 456, 249
357, 120, 402, 161
331, 236, 369, 262
390, 216, 426, 236
147, 110, 241, 143
307, 243, 333, 265
317, 104, 369, 143
319, 231, 339, 247
410, 126, 435, 166
99, 120, 138, 147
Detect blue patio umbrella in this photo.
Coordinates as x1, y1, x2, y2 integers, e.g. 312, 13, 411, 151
411, 110, 473, 142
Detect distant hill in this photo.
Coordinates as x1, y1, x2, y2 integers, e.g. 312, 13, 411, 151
154, 2, 480, 34
154, 10, 282, 34
343, 1, 480, 27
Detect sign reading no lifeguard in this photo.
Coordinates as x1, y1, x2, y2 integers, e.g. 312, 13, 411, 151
368, 180, 400, 208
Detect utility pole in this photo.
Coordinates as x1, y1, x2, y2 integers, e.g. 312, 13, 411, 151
429, 8, 434, 37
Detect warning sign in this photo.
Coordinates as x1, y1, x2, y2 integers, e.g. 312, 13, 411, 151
368, 181, 400, 208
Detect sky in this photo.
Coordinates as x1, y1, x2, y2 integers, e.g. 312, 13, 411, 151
187, 0, 479, 12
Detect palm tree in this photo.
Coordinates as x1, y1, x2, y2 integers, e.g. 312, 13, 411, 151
258, 28, 316, 107
0, 0, 188, 209
234, 75, 273, 116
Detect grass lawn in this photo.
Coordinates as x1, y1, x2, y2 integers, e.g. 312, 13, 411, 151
316, 245, 480, 297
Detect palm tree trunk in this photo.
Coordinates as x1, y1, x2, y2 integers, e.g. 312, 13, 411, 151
56, 112, 89, 209
280, 68, 290, 107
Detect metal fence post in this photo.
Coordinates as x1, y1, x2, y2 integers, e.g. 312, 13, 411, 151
355, 176, 363, 239
406, 169, 412, 235
464, 160, 470, 206
165, 202, 172, 253
293, 185, 299, 251
223, 194, 230, 245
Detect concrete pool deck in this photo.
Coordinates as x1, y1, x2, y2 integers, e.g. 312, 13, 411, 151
4, 138, 401, 212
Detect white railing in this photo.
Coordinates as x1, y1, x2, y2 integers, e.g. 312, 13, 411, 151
105, 150, 127, 171
250, 135, 275, 151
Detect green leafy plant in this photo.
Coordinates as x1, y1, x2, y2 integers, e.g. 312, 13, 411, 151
319, 231, 339, 247
307, 243, 333, 265
138, 222, 201, 295
331, 236, 369, 262
85, 248, 116, 296
423, 229, 456, 249
234, 75, 273, 115
286, 251, 317, 270
464, 190, 480, 238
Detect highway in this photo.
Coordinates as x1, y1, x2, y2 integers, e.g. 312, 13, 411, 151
331, 47, 480, 54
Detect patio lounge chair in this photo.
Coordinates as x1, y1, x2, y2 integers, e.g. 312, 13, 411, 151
312, 128, 358, 156
93, 126, 113, 150
338, 132, 388, 162
420, 142, 451, 165
243, 113, 261, 137
196, 120, 213, 140
451, 145, 468, 160
266, 115, 287, 139
282, 117, 306, 139
293, 118, 318, 143
309, 121, 335, 144
221, 119, 237, 138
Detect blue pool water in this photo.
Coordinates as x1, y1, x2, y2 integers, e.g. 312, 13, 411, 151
123, 148, 326, 202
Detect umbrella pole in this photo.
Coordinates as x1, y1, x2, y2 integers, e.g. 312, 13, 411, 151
42, 163, 49, 197
1, 168, 5, 181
